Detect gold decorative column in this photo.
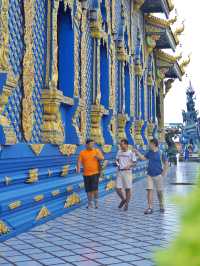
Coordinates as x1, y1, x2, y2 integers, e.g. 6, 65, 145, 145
133, 0, 145, 11
158, 83, 165, 142
134, 120, 144, 146
89, 9, 106, 144
0, 1, 18, 144
90, 104, 108, 145
22, 0, 36, 142
147, 122, 154, 141
117, 114, 128, 141
41, 89, 64, 144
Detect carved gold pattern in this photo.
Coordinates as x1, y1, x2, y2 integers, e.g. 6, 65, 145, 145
26, 169, 39, 183
34, 195, 44, 202
174, 22, 185, 45
102, 145, 112, 153
109, 42, 116, 110
134, 120, 144, 146
0, 115, 17, 144
51, 190, 60, 197
180, 55, 191, 75
9, 200, 21, 210
0, 0, 9, 71
117, 114, 128, 141
41, 89, 65, 144
147, 122, 154, 141
64, 193, 80, 208
133, 0, 145, 11
60, 165, 69, 177
36, 206, 50, 221
90, 104, 108, 145
22, 0, 36, 142
59, 144, 77, 156
105, 180, 115, 191
30, 144, 45, 156
0, 220, 9, 235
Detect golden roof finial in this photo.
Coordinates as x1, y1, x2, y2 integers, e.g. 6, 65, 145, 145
168, 16, 177, 25
175, 21, 185, 37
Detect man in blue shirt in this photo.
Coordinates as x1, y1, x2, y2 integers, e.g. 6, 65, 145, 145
134, 138, 169, 214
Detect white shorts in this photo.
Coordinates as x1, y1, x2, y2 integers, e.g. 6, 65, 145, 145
116, 170, 133, 189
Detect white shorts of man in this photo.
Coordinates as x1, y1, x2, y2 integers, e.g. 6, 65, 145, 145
116, 170, 133, 211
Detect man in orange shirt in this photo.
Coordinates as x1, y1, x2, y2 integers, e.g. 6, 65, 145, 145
77, 139, 104, 209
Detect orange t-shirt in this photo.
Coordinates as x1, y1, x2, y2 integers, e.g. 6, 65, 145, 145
79, 149, 104, 176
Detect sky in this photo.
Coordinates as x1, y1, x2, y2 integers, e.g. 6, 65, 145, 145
164, 0, 200, 123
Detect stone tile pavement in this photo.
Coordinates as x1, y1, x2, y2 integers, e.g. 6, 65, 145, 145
0, 162, 198, 266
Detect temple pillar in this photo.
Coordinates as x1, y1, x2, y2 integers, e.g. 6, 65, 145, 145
41, 89, 65, 144
134, 120, 144, 146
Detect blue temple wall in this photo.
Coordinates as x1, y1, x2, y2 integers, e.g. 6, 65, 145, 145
0, 0, 163, 240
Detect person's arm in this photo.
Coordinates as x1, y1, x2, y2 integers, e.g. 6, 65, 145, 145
76, 153, 82, 173
133, 149, 147, 161
162, 154, 169, 177
95, 149, 104, 161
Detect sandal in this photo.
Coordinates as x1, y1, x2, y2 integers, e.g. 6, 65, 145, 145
118, 200, 126, 209
160, 208, 165, 213
144, 208, 153, 215
124, 202, 128, 211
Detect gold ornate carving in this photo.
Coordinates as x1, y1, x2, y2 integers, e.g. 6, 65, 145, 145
59, 144, 77, 156
134, 120, 144, 146
167, 0, 174, 11
34, 195, 44, 202
117, 42, 129, 62
105, 180, 115, 191
180, 55, 191, 75
90, 9, 103, 39
41, 89, 65, 144
26, 169, 38, 184
51, 190, 60, 197
0, 0, 9, 72
146, 35, 160, 54
133, 0, 145, 11
60, 165, 69, 177
0, 115, 17, 144
117, 114, 128, 141
36, 206, 50, 221
30, 144, 45, 156
102, 145, 112, 153
109, 42, 116, 109
174, 22, 185, 45
72, 9, 87, 143
0, 220, 9, 235
22, 0, 36, 142
164, 78, 175, 96
64, 193, 80, 208
147, 122, 154, 141
9, 200, 21, 210
90, 104, 108, 145
135, 64, 143, 77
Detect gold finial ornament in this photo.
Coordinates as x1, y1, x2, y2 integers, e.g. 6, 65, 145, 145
36, 206, 50, 221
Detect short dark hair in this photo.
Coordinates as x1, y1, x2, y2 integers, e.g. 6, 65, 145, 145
150, 138, 159, 147
86, 139, 94, 144
120, 139, 129, 145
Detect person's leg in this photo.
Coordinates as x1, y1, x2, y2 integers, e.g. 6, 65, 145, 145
84, 176, 93, 208
144, 176, 154, 214
155, 175, 165, 212
116, 172, 126, 208
123, 172, 133, 211
92, 175, 99, 208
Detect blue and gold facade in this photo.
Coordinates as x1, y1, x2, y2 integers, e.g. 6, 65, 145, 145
0, 0, 189, 240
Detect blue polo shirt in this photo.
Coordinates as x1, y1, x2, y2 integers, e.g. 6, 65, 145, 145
145, 150, 168, 176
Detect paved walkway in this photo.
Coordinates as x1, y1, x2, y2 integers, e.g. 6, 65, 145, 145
0, 162, 198, 266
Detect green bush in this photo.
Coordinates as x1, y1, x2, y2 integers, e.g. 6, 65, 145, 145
155, 171, 200, 266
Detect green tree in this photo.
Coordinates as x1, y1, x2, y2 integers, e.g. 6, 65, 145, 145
156, 172, 200, 266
